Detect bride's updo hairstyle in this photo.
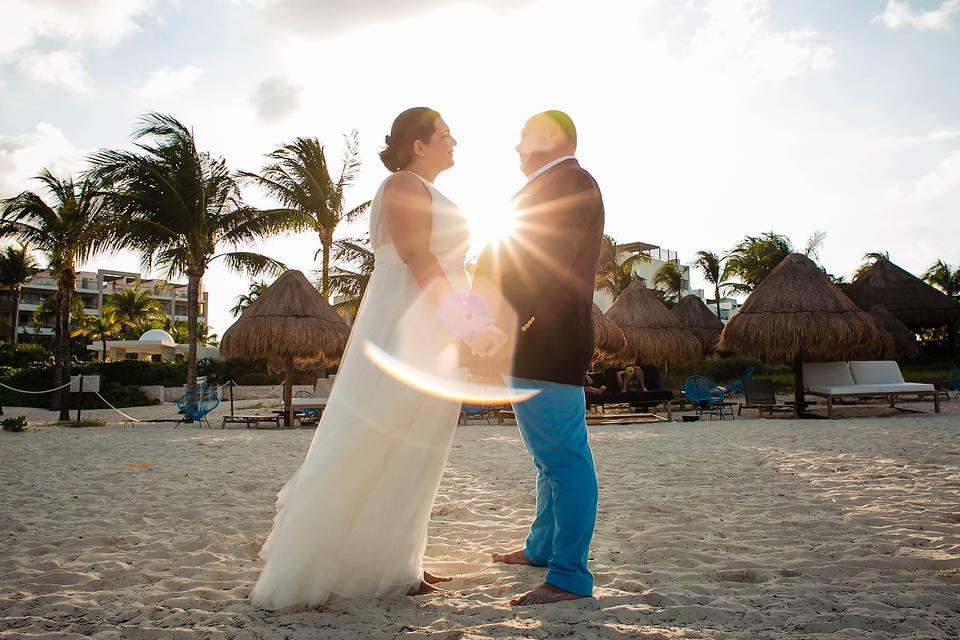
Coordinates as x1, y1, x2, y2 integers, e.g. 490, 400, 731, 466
379, 107, 441, 172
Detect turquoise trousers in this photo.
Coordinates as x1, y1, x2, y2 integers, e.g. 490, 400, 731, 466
508, 376, 598, 596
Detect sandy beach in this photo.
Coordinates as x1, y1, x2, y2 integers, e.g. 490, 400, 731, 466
2, 404, 959, 639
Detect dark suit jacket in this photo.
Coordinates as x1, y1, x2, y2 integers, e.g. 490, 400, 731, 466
475, 159, 605, 386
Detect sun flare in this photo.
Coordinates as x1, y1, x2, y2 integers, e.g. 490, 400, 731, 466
465, 202, 519, 253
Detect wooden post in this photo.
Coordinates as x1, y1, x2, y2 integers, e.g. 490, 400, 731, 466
284, 355, 293, 428
793, 352, 806, 417
76, 374, 83, 423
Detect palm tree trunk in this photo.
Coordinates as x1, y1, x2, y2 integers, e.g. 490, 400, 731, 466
10, 285, 20, 344
101, 337, 107, 362
186, 266, 203, 387
714, 284, 721, 319
50, 302, 61, 412
58, 269, 76, 421
320, 232, 332, 300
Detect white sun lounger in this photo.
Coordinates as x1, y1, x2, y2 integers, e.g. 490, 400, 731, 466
803, 361, 939, 418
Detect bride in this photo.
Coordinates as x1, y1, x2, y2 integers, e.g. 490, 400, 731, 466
250, 107, 499, 609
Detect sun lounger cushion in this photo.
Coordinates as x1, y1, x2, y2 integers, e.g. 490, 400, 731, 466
848, 360, 906, 385
803, 362, 855, 389
807, 383, 935, 395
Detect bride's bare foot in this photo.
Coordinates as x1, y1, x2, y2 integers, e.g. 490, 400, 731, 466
510, 582, 587, 606
491, 549, 531, 565
423, 570, 452, 585
408, 580, 444, 596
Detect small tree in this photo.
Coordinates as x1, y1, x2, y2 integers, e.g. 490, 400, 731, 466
0, 244, 38, 343
239, 133, 371, 300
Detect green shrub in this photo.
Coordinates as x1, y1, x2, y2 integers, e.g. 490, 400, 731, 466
0, 343, 52, 368
2, 415, 27, 432
59, 419, 106, 428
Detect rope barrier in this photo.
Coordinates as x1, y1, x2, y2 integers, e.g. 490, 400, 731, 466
221, 380, 285, 399
93, 391, 143, 424
0, 381, 72, 394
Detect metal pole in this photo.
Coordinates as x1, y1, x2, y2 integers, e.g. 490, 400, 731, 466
76, 373, 83, 422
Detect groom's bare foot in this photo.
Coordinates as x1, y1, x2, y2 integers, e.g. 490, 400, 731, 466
510, 582, 587, 606
408, 580, 444, 596
423, 570, 452, 585
491, 549, 531, 565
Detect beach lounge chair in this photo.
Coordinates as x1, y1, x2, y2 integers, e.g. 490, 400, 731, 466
585, 366, 674, 420
803, 361, 939, 418
724, 366, 756, 396
948, 368, 960, 399
459, 403, 497, 425
289, 377, 334, 425
176, 384, 220, 429
684, 375, 734, 420
738, 378, 793, 416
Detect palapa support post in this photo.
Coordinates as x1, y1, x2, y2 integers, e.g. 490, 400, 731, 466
284, 354, 294, 428
793, 352, 806, 417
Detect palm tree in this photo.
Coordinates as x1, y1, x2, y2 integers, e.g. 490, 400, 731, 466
89, 113, 289, 386
0, 244, 39, 343
170, 320, 217, 345
325, 236, 375, 318
239, 133, 371, 300
652, 261, 686, 307
230, 280, 269, 317
102, 285, 166, 338
72, 311, 126, 361
853, 251, 890, 281
0, 170, 114, 419
922, 260, 960, 299
595, 235, 649, 300
723, 231, 826, 293
692, 250, 730, 318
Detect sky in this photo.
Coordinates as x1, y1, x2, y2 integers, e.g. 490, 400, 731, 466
1, 0, 959, 335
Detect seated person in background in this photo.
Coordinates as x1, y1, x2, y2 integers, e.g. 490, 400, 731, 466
583, 374, 607, 396
618, 366, 646, 393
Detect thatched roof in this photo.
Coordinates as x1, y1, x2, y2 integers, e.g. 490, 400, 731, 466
220, 270, 350, 367
718, 254, 883, 363
870, 304, 919, 358
604, 282, 701, 365
846, 259, 960, 328
672, 295, 724, 353
592, 303, 627, 365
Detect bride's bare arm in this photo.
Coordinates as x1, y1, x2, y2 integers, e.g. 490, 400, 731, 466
382, 172, 456, 303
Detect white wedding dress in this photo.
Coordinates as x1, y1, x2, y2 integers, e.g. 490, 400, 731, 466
250, 171, 471, 610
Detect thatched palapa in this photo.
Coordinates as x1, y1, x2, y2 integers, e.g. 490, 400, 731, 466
870, 304, 919, 358
220, 270, 350, 426
846, 259, 960, 329
604, 282, 701, 365
718, 253, 884, 414
591, 302, 627, 365
671, 295, 724, 354
719, 254, 883, 363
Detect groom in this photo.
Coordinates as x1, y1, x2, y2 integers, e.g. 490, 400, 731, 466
475, 110, 605, 605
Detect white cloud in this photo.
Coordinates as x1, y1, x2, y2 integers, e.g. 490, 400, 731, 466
0, 123, 84, 198
0, 0, 155, 60
251, 77, 301, 122
873, 0, 960, 31
688, 0, 835, 87
914, 152, 960, 200
929, 129, 960, 141
17, 49, 92, 92
139, 65, 204, 99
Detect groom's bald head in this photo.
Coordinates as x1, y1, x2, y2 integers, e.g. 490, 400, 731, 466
516, 110, 577, 177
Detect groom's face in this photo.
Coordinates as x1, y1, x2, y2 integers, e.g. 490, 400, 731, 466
515, 117, 562, 176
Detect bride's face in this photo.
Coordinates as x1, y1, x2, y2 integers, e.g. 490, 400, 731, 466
415, 117, 457, 172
